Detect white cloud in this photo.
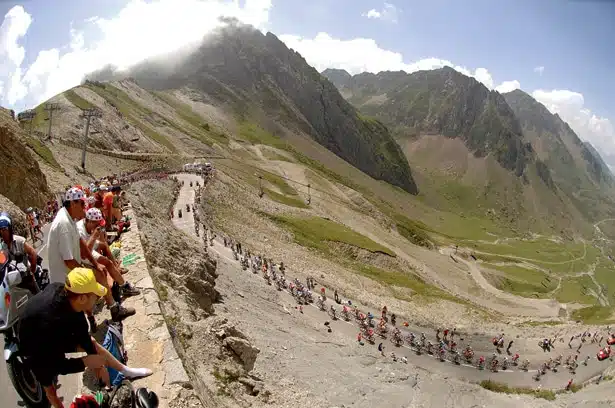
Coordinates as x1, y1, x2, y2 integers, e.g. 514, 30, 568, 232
365, 9, 381, 19
362, 2, 399, 23
0, 6, 32, 105
533, 89, 615, 166
534, 66, 545, 75
0, 0, 272, 109
495, 80, 521, 93
279, 32, 517, 92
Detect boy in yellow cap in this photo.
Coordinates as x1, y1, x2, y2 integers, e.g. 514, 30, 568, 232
18, 267, 152, 408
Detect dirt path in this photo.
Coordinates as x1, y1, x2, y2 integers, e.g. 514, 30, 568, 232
440, 247, 563, 317
470, 240, 587, 266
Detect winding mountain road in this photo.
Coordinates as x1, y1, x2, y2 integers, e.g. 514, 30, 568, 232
171, 173, 615, 391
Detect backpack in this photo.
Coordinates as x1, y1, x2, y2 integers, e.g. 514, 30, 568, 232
102, 322, 127, 386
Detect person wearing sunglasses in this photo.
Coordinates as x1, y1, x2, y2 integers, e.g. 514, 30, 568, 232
47, 188, 134, 325
18, 268, 152, 408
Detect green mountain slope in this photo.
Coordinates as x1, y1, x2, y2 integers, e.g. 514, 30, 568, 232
119, 26, 418, 195
324, 67, 533, 178
323, 68, 615, 231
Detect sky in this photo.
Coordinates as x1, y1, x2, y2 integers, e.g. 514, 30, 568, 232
0, 0, 614, 166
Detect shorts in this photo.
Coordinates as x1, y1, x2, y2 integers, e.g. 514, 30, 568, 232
92, 250, 103, 261
27, 343, 87, 387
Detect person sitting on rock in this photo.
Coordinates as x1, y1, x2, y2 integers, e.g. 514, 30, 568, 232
77, 208, 140, 301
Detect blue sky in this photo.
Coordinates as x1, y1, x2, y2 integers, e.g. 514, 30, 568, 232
0, 0, 613, 163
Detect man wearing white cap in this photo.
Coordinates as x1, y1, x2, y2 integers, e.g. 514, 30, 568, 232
47, 187, 134, 324
47, 187, 92, 283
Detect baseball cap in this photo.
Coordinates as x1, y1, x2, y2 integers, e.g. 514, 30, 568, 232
65, 187, 85, 202
85, 208, 105, 226
65, 267, 107, 297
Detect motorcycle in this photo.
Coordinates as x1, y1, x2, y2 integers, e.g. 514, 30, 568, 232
0, 249, 49, 407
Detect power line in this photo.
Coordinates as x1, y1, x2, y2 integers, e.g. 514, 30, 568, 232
44, 103, 60, 141
210, 158, 357, 209
17, 110, 36, 137
213, 156, 341, 198
80, 108, 103, 170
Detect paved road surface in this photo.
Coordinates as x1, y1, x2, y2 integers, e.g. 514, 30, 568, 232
172, 172, 613, 390
0, 223, 81, 407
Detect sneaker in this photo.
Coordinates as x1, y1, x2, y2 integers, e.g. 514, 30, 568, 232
121, 282, 140, 297
88, 314, 97, 334
110, 303, 136, 322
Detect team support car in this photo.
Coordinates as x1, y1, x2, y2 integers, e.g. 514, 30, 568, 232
607, 336, 615, 346
597, 346, 612, 361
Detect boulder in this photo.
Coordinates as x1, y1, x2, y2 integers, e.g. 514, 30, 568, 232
223, 337, 260, 371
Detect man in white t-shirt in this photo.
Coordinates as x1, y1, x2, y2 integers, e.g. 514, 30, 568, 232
47, 187, 134, 325
47, 187, 89, 283
77, 208, 140, 298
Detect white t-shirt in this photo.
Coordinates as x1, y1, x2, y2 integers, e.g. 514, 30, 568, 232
47, 207, 82, 284
76, 219, 102, 262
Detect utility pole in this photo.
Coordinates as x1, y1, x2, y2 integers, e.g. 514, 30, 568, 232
17, 110, 36, 137
44, 103, 60, 141
80, 107, 102, 170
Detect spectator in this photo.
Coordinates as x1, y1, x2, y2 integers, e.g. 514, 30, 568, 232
18, 268, 152, 408
101, 186, 121, 227
47, 187, 134, 325
77, 208, 140, 298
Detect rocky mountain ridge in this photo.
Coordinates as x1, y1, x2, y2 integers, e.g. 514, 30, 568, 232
322, 67, 615, 226
86, 25, 418, 195
324, 67, 533, 177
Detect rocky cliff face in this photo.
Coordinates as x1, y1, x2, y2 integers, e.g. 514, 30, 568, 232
0, 108, 51, 209
503, 90, 613, 192
118, 25, 418, 195
324, 67, 533, 177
